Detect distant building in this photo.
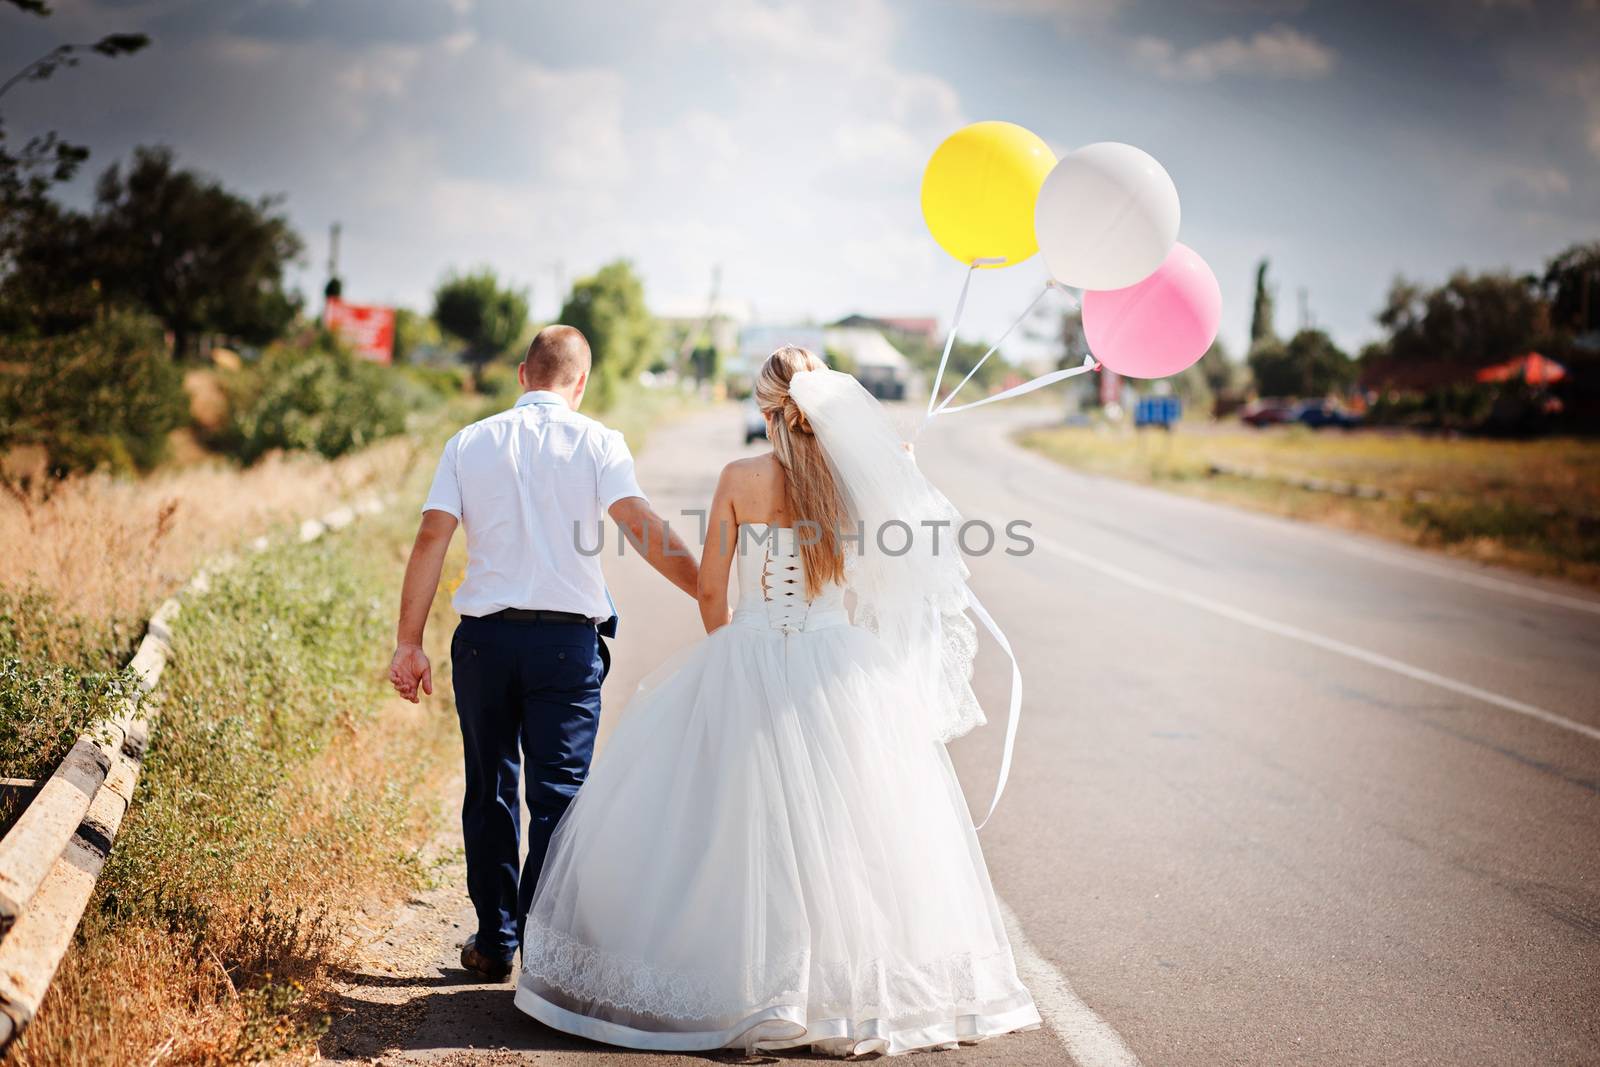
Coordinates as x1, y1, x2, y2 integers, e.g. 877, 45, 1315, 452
831, 313, 940, 347
734, 324, 828, 383
824, 326, 911, 401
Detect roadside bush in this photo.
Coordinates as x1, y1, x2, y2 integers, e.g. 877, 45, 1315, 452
0, 587, 138, 830
0, 312, 187, 476
1365, 383, 1495, 431
220, 336, 410, 463
396, 362, 468, 398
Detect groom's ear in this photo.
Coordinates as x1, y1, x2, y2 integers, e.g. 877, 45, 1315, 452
516, 361, 528, 390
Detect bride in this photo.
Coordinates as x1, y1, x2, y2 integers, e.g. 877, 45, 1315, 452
514, 346, 1040, 1055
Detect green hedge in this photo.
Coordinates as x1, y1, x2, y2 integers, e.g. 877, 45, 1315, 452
0, 313, 187, 475
219, 336, 413, 464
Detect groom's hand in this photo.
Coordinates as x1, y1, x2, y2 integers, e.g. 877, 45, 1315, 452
389, 642, 433, 703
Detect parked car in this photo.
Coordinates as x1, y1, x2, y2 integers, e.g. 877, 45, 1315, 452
743, 401, 768, 445
1291, 399, 1362, 429
1240, 398, 1296, 427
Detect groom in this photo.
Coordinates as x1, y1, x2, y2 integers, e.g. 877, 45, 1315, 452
389, 325, 699, 981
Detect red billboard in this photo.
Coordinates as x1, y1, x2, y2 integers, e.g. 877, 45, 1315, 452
324, 298, 395, 365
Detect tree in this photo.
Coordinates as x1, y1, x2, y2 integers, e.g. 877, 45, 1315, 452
0, 195, 100, 334
558, 260, 659, 408
1249, 259, 1277, 350
0, 311, 185, 474
1249, 328, 1355, 397
1372, 270, 1541, 367
1198, 337, 1242, 397
392, 306, 443, 364
432, 268, 529, 388
1541, 240, 1600, 340
1175, 337, 1243, 416
687, 344, 721, 383
84, 147, 303, 357
1055, 307, 1092, 368
1, 4, 149, 264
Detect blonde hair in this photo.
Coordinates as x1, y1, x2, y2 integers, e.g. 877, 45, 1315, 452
753, 346, 848, 598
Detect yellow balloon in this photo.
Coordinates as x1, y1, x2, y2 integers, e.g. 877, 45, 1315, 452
920, 121, 1056, 268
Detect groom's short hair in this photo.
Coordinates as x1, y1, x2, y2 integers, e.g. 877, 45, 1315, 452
523, 325, 591, 387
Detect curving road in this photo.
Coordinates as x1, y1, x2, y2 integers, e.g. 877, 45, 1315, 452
331, 402, 1600, 1066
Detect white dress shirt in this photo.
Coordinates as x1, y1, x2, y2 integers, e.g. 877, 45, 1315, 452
423, 390, 645, 620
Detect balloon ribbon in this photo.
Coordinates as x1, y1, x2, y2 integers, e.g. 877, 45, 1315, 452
933, 353, 1100, 416
966, 586, 1020, 831
925, 258, 1005, 417
926, 280, 1073, 426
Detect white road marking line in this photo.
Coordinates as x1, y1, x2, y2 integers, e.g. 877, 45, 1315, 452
1299, 534, 1600, 616
999, 898, 1143, 1067
993, 427, 1600, 617
1032, 532, 1600, 745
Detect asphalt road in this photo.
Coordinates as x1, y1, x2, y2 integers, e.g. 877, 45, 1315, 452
335, 402, 1600, 1066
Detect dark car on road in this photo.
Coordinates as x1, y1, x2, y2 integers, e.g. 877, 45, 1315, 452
1240, 398, 1296, 427
1291, 399, 1362, 429
743, 401, 768, 445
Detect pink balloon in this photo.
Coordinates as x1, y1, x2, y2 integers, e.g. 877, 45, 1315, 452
1082, 242, 1221, 379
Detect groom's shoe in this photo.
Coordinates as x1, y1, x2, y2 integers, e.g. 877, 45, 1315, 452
459, 936, 515, 982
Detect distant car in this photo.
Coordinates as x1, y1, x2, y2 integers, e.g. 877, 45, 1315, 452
743, 402, 768, 445
1291, 399, 1361, 429
1240, 398, 1296, 427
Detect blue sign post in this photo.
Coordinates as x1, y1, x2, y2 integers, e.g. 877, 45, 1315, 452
1134, 395, 1182, 429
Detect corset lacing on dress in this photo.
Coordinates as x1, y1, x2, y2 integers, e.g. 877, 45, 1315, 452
760, 549, 810, 634
730, 525, 849, 635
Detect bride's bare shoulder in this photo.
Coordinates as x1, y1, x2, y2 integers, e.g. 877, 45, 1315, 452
718, 452, 780, 487
715, 454, 783, 517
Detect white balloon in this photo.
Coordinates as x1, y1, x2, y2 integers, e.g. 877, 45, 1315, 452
1034, 142, 1181, 291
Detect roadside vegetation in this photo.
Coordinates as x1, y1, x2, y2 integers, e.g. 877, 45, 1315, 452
1, 366, 695, 1061
7, 492, 463, 1065
1021, 231, 1598, 585
1021, 424, 1600, 586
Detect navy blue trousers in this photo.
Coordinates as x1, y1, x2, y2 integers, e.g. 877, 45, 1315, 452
451, 616, 605, 961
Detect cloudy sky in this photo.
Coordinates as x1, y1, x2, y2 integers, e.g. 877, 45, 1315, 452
4, 0, 1597, 364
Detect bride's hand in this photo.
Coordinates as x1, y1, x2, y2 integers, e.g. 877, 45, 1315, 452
389, 643, 433, 703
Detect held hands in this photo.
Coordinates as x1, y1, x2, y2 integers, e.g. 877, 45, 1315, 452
389, 642, 433, 703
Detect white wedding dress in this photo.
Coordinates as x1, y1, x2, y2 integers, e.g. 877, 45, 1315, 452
514, 519, 1041, 1055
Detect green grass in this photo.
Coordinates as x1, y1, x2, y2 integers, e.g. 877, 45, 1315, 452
1020, 423, 1600, 586
0, 590, 141, 833
100, 532, 399, 924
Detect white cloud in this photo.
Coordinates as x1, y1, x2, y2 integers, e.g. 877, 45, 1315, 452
1492, 165, 1573, 214
20, 0, 983, 333
1131, 22, 1337, 81
701, 0, 895, 67
646, 111, 741, 182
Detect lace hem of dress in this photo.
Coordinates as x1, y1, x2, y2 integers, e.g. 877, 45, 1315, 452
522, 917, 1022, 1026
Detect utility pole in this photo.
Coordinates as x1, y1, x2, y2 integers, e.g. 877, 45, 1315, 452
547, 261, 566, 319
677, 264, 723, 376
323, 221, 343, 305
1297, 286, 1312, 332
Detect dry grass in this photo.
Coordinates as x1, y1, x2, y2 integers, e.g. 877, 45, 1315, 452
1020, 423, 1600, 586
0, 438, 423, 653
